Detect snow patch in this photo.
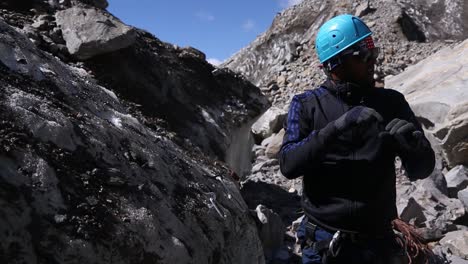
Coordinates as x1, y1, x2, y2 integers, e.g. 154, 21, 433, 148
101, 110, 141, 130
110, 116, 122, 128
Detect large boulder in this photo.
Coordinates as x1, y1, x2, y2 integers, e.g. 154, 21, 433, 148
55, 6, 136, 60
445, 165, 468, 197
447, 256, 468, 264
396, 177, 465, 232
0, 18, 265, 264
83, 30, 269, 160
439, 230, 468, 259
265, 129, 285, 159
386, 39, 468, 167
251, 106, 287, 143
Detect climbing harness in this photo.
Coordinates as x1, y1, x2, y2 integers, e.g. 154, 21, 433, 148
303, 220, 345, 260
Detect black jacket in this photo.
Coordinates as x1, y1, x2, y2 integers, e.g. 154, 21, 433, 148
279, 80, 435, 234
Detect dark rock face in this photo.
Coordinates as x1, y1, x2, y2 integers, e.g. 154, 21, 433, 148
397, 11, 426, 42
0, 0, 34, 11
0, 0, 108, 12
86, 30, 269, 159
73, 0, 108, 9
0, 4, 267, 263
398, 0, 468, 41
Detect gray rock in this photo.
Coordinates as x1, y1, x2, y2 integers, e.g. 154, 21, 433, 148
254, 204, 286, 261
225, 119, 257, 178
446, 165, 468, 197
386, 40, 468, 167
448, 255, 468, 264
49, 27, 64, 44
21, 25, 38, 39
55, 6, 137, 60
251, 106, 287, 142
0, 26, 46, 81
178, 46, 206, 61
458, 188, 468, 210
31, 19, 49, 30
354, 2, 371, 17
429, 169, 449, 196
252, 160, 268, 174
241, 180, 301, 225
399, 197, 427, 226
265, 129, 285, 159
439, 230, 468, 259
261, 134, 275, 147
417, 227, 444, 242
253, 144, 266, 157
397, 177, 466, 231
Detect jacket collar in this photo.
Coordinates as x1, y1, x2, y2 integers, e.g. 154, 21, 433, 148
321, 79, 374, 105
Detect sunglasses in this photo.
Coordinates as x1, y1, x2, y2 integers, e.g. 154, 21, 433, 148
321, 46, 380, 72
342, 47, 380, 63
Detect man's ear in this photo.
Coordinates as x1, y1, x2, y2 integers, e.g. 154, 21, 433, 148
330, 65, 345, 80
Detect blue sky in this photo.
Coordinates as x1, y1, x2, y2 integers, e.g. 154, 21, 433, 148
107, 0, 303, 65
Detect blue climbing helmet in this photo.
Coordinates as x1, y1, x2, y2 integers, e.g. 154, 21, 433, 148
315, 14, 373, 64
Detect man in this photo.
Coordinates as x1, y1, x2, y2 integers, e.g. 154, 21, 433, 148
279, 14, 435, 264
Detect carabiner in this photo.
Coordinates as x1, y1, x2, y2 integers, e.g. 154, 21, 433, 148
328, 231, 342, 257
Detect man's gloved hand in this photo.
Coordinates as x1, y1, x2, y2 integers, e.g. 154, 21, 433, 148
380, 118, 423, 153
318, 106, 383, 144
334, 106, 383, 133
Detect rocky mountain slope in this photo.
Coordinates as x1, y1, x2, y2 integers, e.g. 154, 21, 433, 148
224, 0, 466, 108
0, 1, 269, 263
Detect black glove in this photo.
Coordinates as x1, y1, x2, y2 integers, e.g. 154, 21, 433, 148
380, 118, 423, 153
334, 106, 383, 133
319, 106, 383, 141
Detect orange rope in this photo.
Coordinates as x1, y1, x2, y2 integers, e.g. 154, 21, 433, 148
392, 218, 435, 264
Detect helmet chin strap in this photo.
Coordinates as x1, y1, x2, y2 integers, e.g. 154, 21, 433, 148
333, 79, 361, 93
